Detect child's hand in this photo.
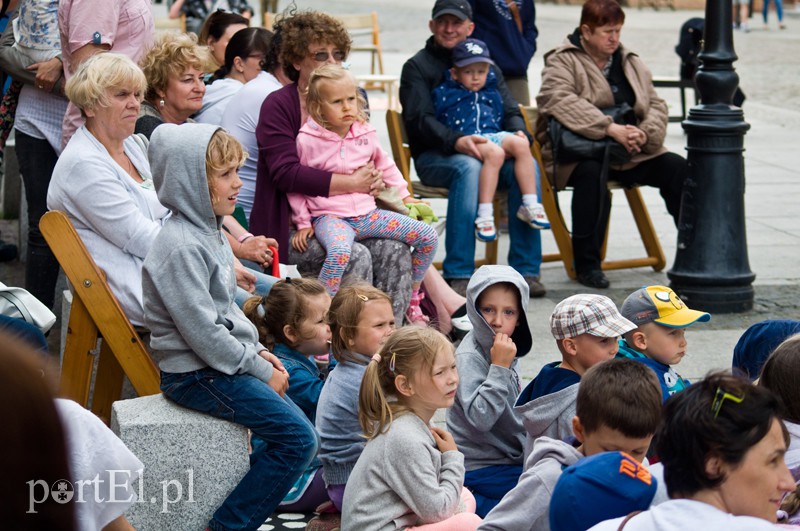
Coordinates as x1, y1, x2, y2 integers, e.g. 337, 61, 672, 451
233, 259, 256, 293
259, 350, 289, 396
291, 228, 314, 253
430, 427, 458, 453
490, 333, 517, 368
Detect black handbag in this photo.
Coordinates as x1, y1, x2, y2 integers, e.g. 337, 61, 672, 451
548, 103, 637, 165
547, 103, 638, 238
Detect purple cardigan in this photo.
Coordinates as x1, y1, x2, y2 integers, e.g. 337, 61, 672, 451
251, 84, 333, 252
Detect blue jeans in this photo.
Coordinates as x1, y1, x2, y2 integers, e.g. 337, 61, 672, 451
234, 267, 279, 308
160, 368, 318, 531
415, 151, 542, 279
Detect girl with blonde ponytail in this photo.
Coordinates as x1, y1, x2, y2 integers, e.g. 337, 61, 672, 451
342, 326, 483, 530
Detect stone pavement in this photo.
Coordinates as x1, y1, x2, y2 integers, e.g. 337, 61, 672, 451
2, 2, 799, 384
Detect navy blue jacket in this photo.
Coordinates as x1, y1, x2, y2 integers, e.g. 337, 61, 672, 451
433, 69, 505, 135
468, 0, 538, 78
272, 343, 324, 423
400, 36, 529, 159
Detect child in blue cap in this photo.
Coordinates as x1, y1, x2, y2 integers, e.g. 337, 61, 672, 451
433, 37, 549, 242
618, 285, 710, 401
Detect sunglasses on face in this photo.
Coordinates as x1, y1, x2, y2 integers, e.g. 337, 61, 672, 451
310, 50, 346, 62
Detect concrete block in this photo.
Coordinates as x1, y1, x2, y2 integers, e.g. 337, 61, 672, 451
111, 393, 250, 529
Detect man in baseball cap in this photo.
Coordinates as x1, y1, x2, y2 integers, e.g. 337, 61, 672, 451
431, 0, 472, 21
399, 0, 544, 300
618, 285, 711, 400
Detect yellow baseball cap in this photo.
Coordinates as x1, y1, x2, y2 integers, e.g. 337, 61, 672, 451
620, 285, 711, 328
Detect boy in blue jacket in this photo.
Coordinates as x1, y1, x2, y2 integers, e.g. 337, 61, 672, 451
618, 285, 710, 401
433, 38, 549, 242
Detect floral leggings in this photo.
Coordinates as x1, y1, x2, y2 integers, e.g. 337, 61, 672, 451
313, 209, 438, 295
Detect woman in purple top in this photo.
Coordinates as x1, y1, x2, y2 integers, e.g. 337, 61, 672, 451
254, 11, 468, 331
252, 11, 415, 322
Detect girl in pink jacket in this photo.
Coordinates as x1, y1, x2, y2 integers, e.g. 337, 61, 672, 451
289, 65, 438, 324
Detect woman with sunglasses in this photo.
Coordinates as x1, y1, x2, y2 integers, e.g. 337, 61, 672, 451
195, 27, 272, 125
589, 372, 795, 530
252, 10, 418, 324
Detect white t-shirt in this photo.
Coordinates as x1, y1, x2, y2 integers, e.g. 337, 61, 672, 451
588, 498, 780, 531
56, 399, 143, 530
221, 70, 283, 219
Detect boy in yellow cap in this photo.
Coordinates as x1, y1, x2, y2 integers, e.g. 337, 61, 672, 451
618, 286, 711, 400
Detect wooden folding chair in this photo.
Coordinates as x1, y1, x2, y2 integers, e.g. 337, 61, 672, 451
40, 211, 160, 421
155, 14, 186, 33
263, 11, 275, 30
336, 12, 385, 83
385, 109, 499, 268
519, 105, 666, 280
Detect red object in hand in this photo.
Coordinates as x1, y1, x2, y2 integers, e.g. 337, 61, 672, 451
269, 245, 279, 277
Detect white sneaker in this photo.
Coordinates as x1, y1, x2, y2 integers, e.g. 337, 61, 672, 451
517, 204, 551, 230
475, 217, 498, 242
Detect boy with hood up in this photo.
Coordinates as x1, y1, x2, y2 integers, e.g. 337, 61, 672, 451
446, 264, 532, 517
142, 123, 318, 531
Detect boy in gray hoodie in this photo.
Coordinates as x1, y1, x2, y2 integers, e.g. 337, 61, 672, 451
143, 123, 318, 531
446, 265, 532, 517
479, 358, 662, 531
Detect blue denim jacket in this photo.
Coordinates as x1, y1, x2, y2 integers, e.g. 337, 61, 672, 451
272, 343, 325, 423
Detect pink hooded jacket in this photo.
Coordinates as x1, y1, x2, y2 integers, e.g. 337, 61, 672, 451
289, 118, 410, 229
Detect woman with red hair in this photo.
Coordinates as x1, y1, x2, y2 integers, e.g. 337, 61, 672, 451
535, 0, 687, 289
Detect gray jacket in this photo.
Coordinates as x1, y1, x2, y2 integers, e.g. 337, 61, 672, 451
341, 413, 465, 531
446, 265, 533, 470
516, 383, 579, 461
143, 123, 273, 383
479, 436, 583, 531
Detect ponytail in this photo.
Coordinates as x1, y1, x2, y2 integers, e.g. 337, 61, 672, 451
242, 294, 269, 345
359, 354, 393, 439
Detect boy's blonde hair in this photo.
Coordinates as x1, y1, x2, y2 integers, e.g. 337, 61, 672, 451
306, 64, 368, 130
359, 326, 453, 439
329, 283, 392, 363
242, 278, 328, 349
65, 52, 147, 115
205, 129, 247, 205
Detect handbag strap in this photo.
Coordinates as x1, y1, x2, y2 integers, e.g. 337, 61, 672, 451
504, 0, 523, 33
617, 510, 642, 531
0, 290, 35, 325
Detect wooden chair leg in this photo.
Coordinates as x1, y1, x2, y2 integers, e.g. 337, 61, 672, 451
624, 187, 667, 271
599, 191, 612, 262
91, 339, 125, 422
541, 178, 577, 279
59, 295, 100, 407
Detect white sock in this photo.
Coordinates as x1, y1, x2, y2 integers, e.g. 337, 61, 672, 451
522, 194, 540, 208
477, 203, 493, 219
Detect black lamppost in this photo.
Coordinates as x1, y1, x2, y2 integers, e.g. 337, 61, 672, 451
667, 0, 754, 313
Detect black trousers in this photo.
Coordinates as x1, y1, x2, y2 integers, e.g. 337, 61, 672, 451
16, 130, 60, 309
566, 152, 686, 275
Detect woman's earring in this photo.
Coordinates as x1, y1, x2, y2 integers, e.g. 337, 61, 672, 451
159, 99, 165, 108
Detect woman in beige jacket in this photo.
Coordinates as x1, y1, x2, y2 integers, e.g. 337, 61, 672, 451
535, 0, 686, 289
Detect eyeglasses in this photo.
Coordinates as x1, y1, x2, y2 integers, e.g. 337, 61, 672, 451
310, 50, 346, 62
711, 386, 744, 418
